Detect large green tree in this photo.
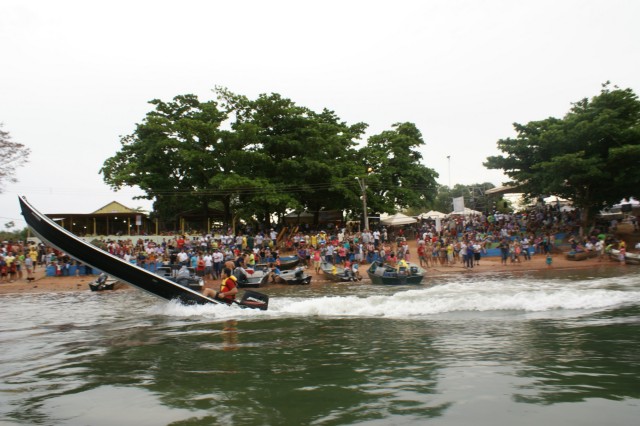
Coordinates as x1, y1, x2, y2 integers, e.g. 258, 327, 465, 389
359, 122, 439, 214
101, 94, 233, 226
430, 183, 495, 214
219, 90, 368, 224
101, 90, 441, 230
484, 83, 640, 230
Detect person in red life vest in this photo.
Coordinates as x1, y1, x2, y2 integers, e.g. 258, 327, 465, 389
203, 267, 238, 304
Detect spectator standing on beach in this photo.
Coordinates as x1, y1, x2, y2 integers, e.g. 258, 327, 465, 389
5, 253, 16, 282
465, 241, 474, 268
417, 242, 426, 267
325, 244, 335, 264
446, 242, 455, 266
595, 239, 605, 261
15, 252, 24, 280
403, 243, 411, 263
459, 241, 467, 267
499, 239, 509, 265
203, 251, 213, 279
177, 250, 188, 266
472, 241, 482, 266
521, 236, 531, 260
212, 249, 223, 279
29, 247, 38, 270
24, 255, 34, 281
312, 247, 321, 273
196, 254, 205, 277
425, 241, 434, 268
0, 256, 7, 283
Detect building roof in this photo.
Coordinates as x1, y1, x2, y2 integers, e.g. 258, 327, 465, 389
92, 201, 140, 215
47, 201, 146, 218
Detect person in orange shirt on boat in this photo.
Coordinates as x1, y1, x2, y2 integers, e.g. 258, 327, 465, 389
203, 268, 238, 304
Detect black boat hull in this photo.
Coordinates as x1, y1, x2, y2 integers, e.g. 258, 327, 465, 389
19, 196, 223, 305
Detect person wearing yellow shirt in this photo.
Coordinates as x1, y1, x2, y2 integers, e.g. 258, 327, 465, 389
446, 243, 455, 266
30, 249, 38, 270
397, 258, 408, 274
5, 253, 16, 282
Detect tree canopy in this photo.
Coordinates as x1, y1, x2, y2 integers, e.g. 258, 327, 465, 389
359, 122, 438, 214
484, 83, 640, 228
0, 123, 31, 193
101, 89, 439, 229
429, 182, 495, 214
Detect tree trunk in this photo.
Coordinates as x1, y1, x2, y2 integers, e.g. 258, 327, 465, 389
579, 209, 588, 237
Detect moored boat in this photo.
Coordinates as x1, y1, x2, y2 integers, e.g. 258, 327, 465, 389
19, 196, 268, 309
277, 267, 312, 285
278, 255, 300, 270
88, 273, 116, 291
320, 262, 358, 282
566, 250, 597, 261
609, 249, 640, 265
155, 265, 204, 291
237, 266, 270, 288
367, 261, 425, 285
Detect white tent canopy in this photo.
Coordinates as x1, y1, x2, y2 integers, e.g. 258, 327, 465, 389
613, 197, 640, 208
448, 207, 482, 217
419, 210, 447, 219
543, 195, 571, 205
380, 213, 417, 226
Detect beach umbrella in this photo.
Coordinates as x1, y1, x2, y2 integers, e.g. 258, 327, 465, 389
380, 213, 417, 226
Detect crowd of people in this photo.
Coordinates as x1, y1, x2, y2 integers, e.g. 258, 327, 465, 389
0, 240, 38, 283
1, 201, 635, 285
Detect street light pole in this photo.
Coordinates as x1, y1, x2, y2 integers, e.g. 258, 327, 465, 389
447, 155, 451, 189
356, 177, 368, 231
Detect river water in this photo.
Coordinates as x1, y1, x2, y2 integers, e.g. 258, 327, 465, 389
1, 267, 639, 425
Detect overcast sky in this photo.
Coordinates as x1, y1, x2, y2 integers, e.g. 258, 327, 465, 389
1, 0, 638, 229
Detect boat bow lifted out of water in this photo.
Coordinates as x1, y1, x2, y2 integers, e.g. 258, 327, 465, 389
18, 196, 268, 309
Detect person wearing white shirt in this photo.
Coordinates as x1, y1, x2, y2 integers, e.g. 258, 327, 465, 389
203, 253, 213, 280
212, 249, 224, 279
177, 250, 189, 265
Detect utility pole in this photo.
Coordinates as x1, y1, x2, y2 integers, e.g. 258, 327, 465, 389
356, 176, 368, 231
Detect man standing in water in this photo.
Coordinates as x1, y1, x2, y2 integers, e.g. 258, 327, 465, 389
203, 268, 238, 304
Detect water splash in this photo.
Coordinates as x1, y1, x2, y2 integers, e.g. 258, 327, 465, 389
156, 273, 640, 320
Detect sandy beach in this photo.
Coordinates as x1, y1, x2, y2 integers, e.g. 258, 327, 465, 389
0, 239, 627, 296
